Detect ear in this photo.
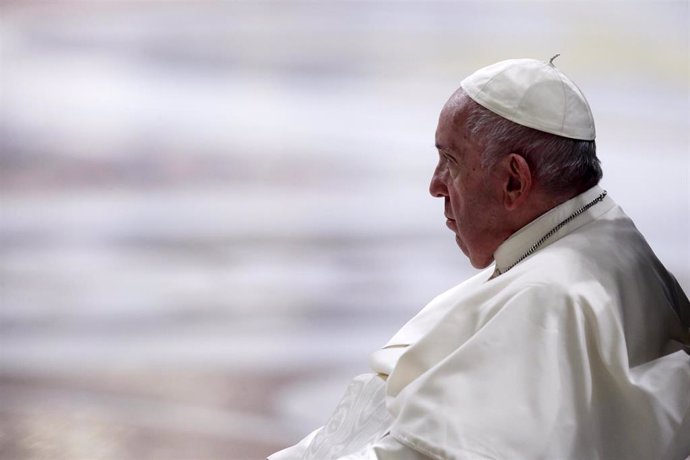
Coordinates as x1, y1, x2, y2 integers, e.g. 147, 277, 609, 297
501, 153, 532, 211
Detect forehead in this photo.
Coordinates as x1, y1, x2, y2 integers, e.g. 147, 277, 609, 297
435, 97, 474, 153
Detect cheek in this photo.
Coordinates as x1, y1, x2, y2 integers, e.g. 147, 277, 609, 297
447, 175, 473, 213
447, 189, 465, 217
446, 175, 464, 201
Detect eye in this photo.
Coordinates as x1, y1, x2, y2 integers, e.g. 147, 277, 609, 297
443, 153, 457, 166
441, 153, 461, 178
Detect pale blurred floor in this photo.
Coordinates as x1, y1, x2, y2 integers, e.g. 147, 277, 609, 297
0, 1, 688, 459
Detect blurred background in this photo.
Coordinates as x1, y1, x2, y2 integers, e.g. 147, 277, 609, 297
0, 1, 688, 458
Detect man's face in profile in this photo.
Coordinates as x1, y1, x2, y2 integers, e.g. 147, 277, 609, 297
430, 100, 504, 269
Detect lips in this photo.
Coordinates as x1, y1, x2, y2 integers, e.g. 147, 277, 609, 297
445, 217, 457, 231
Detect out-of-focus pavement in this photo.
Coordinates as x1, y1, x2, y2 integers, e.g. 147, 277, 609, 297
0, 2, 688, 459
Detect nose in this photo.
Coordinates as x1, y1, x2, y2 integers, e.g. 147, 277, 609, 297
429, 162, 448, 198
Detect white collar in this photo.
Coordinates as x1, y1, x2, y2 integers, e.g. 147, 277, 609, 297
493, 185, 614, 275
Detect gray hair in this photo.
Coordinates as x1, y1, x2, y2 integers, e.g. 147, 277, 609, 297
459, 92, 603, 196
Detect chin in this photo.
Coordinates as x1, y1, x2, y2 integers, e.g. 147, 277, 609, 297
455, 235, 469, 256
464, 246, 493, 269
456, 235, 494, 269
457, 239, 484, 268
469, 258, 493, 269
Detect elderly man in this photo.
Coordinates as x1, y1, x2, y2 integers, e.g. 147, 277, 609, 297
269, 57, 690, 459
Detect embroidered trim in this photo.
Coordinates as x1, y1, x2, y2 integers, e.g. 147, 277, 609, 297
498, 191, 607, 275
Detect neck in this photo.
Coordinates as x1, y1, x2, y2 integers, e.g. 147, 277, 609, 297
505, 190, 568, 238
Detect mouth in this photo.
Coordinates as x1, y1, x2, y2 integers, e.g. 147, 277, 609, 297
445, 217, 457, 231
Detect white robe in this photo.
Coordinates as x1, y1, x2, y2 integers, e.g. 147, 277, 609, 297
270, 186, 690, 460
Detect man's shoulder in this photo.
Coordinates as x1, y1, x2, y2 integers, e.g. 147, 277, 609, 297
518, 205, 655, 285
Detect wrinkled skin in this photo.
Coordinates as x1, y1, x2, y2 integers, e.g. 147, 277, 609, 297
429, 96, 519, 268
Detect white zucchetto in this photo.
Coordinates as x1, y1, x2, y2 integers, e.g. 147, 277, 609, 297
460, 57, 596, 140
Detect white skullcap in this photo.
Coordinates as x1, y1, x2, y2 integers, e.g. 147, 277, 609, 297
460, 56, 596, 140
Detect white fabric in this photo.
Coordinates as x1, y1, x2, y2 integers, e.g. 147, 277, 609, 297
270, 186, 690, 459
270, 428, 322, 460
269, 373, 427, 460
461, 58, 596, 140
302, 373, 393, 459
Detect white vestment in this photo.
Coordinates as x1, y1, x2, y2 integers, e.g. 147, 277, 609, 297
270, 186, 690, 460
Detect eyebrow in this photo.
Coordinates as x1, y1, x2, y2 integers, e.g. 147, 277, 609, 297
436, 143, 455, 155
